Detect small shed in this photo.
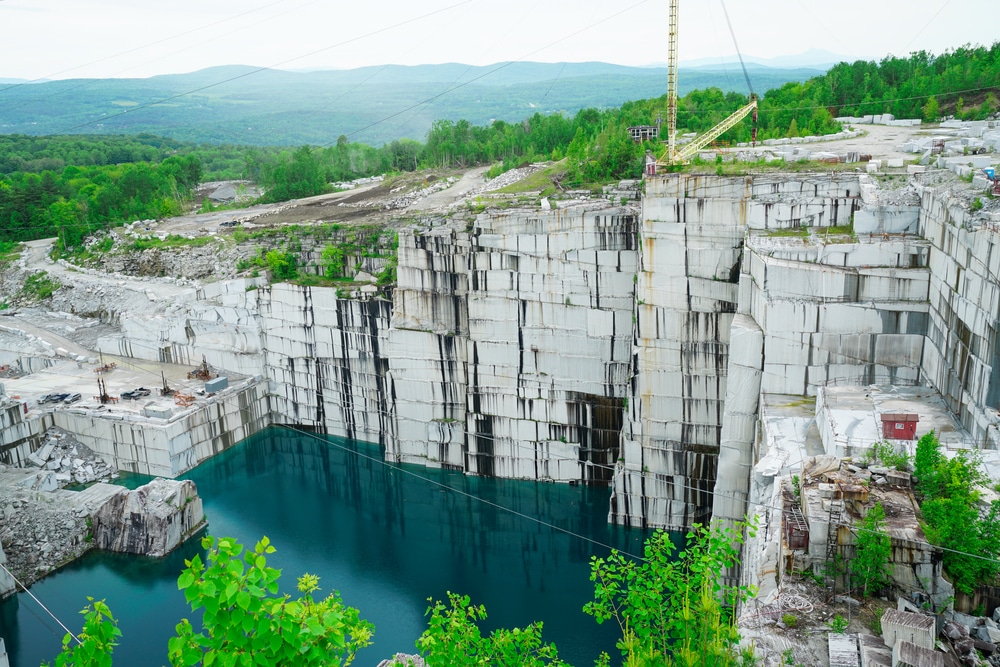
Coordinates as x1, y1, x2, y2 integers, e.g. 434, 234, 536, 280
880, 414, 919, 441
205, 376, 229, 394
628, 125, 660, 143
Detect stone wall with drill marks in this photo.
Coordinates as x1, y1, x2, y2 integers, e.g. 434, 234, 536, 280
613, 174, 859, 530
258, 205, 639, 486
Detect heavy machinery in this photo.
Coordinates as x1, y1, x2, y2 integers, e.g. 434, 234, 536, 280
657, 0, 758, 169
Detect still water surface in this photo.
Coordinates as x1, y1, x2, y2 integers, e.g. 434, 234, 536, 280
2, 427, 651, 666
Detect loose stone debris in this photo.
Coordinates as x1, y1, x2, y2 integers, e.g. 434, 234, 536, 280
24, 427, 115, 486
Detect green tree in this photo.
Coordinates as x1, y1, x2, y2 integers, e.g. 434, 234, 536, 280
414, 593, 567, 667
265, 249, 298, 281
168, 536, 373, 667
852, 502, 892, 596
922, 95, 940, 122
584, 520, 755, 667
913, 430, 943, 497
42, 598, 121, 667
320, 244, 346, 280
913, 431, 1000, 595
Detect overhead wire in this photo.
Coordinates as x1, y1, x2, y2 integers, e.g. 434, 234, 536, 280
0, 0, 295, 95
0, 0, 329, 114
274, 424, 648, 561
319, 0, 655, 147
49, 0, 480, 135
718, 0, 754, 98
266, 380, 1000, 567
0, 560, 81, 645
901, 0, 954, 54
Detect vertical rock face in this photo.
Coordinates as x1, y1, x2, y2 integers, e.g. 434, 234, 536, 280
918, 188, 1000, 445
613, 175, 750, 529
91, 478, 205, 557
463, 207, 637, 481
261, 205, 639, 485
97, 277, 266, 376
262, 285, 395, 445
387, 226, 470, 468
616, 174, 863, 530
0, 398, 48, 467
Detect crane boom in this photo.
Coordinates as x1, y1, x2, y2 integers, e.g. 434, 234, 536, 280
665, 0, 679, 164
656, 0, 757, 169
673, 99, 757, 163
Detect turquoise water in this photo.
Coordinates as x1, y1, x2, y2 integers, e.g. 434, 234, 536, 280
2, 427, 651, 666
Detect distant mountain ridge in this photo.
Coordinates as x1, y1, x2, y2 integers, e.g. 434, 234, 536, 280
0, 61, 824, 146
679, 48, 853, 70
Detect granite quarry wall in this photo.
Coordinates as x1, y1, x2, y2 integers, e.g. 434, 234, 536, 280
46, 172, 1000, 533
260, 205, 638, 484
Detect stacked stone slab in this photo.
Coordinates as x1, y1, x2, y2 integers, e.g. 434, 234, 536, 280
917, 186, 1000, 445
464, 207, 637, 482
261, 284, 394, 446
387, 225, 471, 468
741, 235, 929, 394
615, 174, 858, 530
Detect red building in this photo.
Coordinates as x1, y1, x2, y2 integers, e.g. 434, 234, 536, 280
880, 413, 919, 440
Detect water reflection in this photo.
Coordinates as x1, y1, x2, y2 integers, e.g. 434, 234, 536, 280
2, 427, 651, 666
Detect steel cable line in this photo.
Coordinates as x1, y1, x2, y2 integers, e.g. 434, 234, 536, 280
0, 0, 294, 96
267, 384, 1000, 567
316, 0, 655, 147
901, 0, 953, 54
289, 0, 531, 147
0, 0, 328, 114
274, 424, 649, 561
0, 560, 82, 645
718, 0, 753, 98
50, 0, 479, 135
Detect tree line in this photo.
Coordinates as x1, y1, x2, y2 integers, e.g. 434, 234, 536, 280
2, 42, 997, 248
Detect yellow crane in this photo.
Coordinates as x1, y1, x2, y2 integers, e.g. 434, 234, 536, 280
657, 0, 758, 169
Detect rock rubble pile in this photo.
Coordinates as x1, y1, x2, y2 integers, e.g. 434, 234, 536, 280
25, 427, 115, 487
941, 611, 1000, 666
0, 472, 90, 586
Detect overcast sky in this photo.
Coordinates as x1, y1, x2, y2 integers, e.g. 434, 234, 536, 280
0, 0, 995, 81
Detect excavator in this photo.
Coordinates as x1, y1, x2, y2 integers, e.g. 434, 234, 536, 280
656, 0, 758, 170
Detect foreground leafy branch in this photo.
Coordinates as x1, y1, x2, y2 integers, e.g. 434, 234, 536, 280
48, 523, 758, 667
168, 535, 373, 667
584, 520, 757, 667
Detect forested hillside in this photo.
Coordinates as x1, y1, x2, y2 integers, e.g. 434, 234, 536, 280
0, 62, 820, 147
1, 44, 997, 250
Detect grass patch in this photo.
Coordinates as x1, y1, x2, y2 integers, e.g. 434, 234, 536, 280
0, 241, 22, 266
495, 161, 568, 196
131, 234, 217, 251
819, 223, 857, 241
67, 236, 115, 263
764, 227, 809, 238
20, 271, 61, 301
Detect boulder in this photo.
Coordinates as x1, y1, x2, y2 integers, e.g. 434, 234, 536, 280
943, 621, 964, 640
973, 625, 1000, 645
91, 479, 205, 557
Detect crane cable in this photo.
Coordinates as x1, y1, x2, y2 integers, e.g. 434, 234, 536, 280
718, 0, 754, 99
718, 0, 758, 146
